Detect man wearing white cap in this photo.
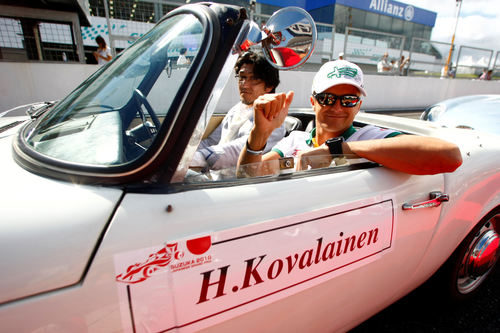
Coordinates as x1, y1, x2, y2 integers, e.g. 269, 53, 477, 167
237, 60, 462, 176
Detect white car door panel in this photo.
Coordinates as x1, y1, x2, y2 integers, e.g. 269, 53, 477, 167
103, 167, 445, 332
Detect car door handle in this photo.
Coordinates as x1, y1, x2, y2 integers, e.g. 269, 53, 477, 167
402, 191, 449, 210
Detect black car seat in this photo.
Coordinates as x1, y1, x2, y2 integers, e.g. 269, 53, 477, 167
284, 116, 303, 136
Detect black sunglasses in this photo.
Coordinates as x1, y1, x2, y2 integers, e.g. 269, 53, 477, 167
313, 93, 361, 107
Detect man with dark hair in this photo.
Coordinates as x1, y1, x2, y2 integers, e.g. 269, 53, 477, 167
191, 51, 285, 170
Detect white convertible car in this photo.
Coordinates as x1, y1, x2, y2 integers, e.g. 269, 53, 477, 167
0, 3, 499, 333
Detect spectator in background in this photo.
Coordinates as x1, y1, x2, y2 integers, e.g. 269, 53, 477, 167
177, 48, 190, 65
479, 69, 493, 80
338, 52, 344, 60
93, 36, 112, 66
390, 58, 398, 74
478, 68, 487, 79
377, 52, 391, 73
447, 65, 456, 78
398, 55, 410, 76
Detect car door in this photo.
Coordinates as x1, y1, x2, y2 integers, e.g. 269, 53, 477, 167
105, 162, 445, 332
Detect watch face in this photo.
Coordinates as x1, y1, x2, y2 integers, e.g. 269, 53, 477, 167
326, 138, 343, 155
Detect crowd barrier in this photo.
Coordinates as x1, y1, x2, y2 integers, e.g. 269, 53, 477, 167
1, 62, 499, 115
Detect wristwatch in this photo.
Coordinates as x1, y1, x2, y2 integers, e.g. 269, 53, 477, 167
246, 140, 266, 155
325, 137, 344, 155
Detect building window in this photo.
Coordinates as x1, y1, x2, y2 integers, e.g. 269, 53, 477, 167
39, 22, 78, 61
0, 17, 23, 49
365, 12, 379, 29
378, 15, 392, 33
423, 26, 432, 40
350, 8, 366, 28
391, 18, 403, 35
0, 17, 78, 62
334, 5, 349, 33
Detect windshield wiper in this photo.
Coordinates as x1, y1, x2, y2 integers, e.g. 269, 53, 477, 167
27, 101, 58, 119
71, 104, 116, 112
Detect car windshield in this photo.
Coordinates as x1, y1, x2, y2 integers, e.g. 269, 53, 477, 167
24, 14, 203, 166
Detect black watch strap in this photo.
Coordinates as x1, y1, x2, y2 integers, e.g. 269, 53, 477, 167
325, 137, 344, 155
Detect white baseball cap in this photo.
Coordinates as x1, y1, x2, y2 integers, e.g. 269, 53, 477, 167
311, 60, 366, 96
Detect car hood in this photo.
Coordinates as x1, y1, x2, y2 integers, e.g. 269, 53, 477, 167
426, 95, 500, 136
0, 134, 123, 304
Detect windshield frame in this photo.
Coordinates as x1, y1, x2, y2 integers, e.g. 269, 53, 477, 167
12, 4, 232, 185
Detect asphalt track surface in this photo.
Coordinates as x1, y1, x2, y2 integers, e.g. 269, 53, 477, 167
350, 265, 500, 332
351, 110, 500, 333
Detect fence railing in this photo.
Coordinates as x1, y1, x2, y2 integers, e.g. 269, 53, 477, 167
2, 1, 498, 80
407, 37, 450, 77
253, 13, 497, 79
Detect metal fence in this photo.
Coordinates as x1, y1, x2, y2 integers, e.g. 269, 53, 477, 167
343, 26, 406, 73
408, 37, 451, 77
456, 45, 494, 77
1, 0, 498, 80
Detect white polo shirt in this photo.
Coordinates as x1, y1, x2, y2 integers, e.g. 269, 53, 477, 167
272, 125, 401, 158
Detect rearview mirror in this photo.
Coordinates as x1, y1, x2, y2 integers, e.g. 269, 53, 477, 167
261, 7, 317, 70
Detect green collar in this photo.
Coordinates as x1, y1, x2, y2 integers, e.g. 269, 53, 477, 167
306, 125, 357, 145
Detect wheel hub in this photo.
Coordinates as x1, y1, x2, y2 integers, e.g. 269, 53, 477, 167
457, 216, 500, 294
466, 229, 499, 277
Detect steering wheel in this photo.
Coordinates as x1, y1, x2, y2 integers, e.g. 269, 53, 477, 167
133, 89, 162, 136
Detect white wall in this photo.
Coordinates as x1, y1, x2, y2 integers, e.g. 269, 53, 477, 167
0, 62, 98, 113
198, 71, 500, 113
2, 62, 499, 115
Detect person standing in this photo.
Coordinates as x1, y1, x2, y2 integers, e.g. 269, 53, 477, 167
398, 55, 410, 76
377, 53, 391, 73
93, 36, 112, 66
479, 69, 493, 80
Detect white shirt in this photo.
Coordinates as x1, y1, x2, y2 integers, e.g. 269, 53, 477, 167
272, 125, 400, 158
193, 102, 285, 170
177, 55, 189, 65
97, 46, 112, 66
377, 58, 390, 72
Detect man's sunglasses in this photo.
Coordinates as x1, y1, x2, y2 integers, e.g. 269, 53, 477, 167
313, 93, 361, 107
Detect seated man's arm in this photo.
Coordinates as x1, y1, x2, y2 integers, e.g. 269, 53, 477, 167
196, 120, 285, 171
296, 134, 462, 175
341, 135, 462, 175
198, 122, 222, 150
190, 121, 223, 169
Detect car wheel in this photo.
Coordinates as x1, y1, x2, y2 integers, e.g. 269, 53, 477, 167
445, 208, 499, 301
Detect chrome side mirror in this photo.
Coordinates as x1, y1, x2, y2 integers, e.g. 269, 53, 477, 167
261, 7, 317, 70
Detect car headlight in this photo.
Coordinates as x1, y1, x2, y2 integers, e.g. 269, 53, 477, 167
426, 104, 445, 121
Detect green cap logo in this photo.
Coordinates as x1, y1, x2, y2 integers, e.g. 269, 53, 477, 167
327, 66, 358, 79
